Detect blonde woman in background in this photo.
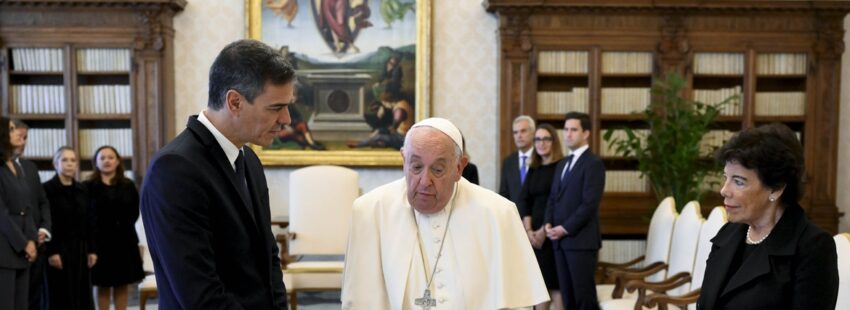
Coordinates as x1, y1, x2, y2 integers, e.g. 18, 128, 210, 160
43, 146, 96, 310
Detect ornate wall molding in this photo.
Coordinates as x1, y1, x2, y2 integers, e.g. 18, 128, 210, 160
500, 13, 532, 54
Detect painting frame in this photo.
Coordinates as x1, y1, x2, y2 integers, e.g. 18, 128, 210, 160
245, 0, 431, 166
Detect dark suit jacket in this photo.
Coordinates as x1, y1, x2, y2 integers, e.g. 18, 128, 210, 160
697, 203, 838, 310
140, 116, 286, 309
462, 162, 479, 185
544, 150, 605, 251
0, 164, 37, 269
19, 159, 51, 235
499, 152, 522, 203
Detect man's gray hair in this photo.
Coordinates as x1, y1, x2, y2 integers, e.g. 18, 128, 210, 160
403, 126, 463, 160
513, 115, 536, 130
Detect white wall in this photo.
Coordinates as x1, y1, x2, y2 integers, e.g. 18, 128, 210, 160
172, 0, 499, 217
172, 1, 850, 230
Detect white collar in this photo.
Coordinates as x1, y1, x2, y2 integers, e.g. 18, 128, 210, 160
519, 147, 533, 159
197, 110, 242, 171
568, 144, 589, 161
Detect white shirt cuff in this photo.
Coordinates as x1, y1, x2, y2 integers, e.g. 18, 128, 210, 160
39, 228, 52, 242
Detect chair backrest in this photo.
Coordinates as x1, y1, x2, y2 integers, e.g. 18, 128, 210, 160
691, 206, 727, 289
684, 206, 727, 310
644, 196, 679, 282
135, 218, 154, 273
835, 233, 850, 310
288, 165, 359, 255
665, 201, 704, 296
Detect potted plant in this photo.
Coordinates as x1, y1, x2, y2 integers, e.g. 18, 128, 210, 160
603, 72, 738, 211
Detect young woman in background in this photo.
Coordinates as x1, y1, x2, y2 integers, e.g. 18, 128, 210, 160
86, 146, 143, 310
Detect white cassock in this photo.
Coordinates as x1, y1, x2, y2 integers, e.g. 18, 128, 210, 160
341, 178, 549, 309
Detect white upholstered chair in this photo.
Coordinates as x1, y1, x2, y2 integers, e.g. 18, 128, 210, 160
834, 233, 850, 310
284, 165, 359, 309
600, 201, 704, 310
136, 217, 158, 310
642, 206, 728, 310
597, 197, 678, 302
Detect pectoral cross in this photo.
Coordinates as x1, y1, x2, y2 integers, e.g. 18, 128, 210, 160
414, 289, 436, 309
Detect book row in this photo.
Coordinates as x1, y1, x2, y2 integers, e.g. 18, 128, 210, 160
78, 85, 132, 114
754, 92, 806, 116
601, 52, 653, 74
536, 50, 806, 76
22, 129, 67, 158
693, 53, 745, 75
78, 129, 133, 159
604, 170, 649, 193
756, 53, 807, 75
600, 88, 651, 114
537, 88, 589, 114
692, 86, 743, 116
10, 48, 64, 72
538, 51, 588, 74
77, 48, 131, 72
10, 85, 66, 114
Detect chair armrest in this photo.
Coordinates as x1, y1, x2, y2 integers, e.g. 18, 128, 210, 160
623, 272, 692, 306
625, 272, 691, 293
597, 255, 645, 283
275, 233, 296, 270
625, 271, 692, 293
644, 289, 701, 310
609, 261, 668, 298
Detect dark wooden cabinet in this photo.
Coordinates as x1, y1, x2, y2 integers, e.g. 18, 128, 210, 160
1, 0, 185, 182
485, 0, 849, 235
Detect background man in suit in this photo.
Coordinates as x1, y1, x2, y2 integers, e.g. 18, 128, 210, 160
11, 119, 52, 310
500, 115, 535, 205
544, 111, 605, 310
140, 39, 292, 309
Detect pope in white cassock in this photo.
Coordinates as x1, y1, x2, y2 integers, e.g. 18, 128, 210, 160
341, 117, 549, 309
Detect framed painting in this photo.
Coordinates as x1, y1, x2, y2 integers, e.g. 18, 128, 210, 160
246, 0, 431, 166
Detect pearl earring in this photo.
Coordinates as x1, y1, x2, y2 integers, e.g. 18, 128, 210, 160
769, 196, 776, 202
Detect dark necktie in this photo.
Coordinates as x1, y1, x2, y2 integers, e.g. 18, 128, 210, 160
519, 154, 528, 185
14, 160, 25, 177
234, 151, 255, 218
560, 155, 574, 182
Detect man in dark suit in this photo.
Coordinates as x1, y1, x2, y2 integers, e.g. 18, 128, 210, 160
11, 120, 52, 310
544, 112, 605, 310
499, 115, 535, 205
140, 39, 292, 309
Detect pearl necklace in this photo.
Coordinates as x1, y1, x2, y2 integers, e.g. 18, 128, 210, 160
746, 226, 770, 245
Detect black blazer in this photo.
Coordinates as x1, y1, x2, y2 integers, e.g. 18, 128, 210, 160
697, 203, 838, 310
19, 159, 51, 234
140, 116, 286, 309
462, 162, 479, 185
0, 164, 37, 269
543, 150, 605, 251
499, 152, 522, 203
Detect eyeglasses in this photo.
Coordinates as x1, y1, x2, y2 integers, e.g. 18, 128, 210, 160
533, 137, 554, 143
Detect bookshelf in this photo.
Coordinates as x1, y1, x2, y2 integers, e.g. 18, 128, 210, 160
1, 0, 185, 182
486, 0, 850, 235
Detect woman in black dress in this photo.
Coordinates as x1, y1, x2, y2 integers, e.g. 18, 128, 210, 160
518, 123, 565, 310
85, 146, 143, 310
43, 146, 96, 310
